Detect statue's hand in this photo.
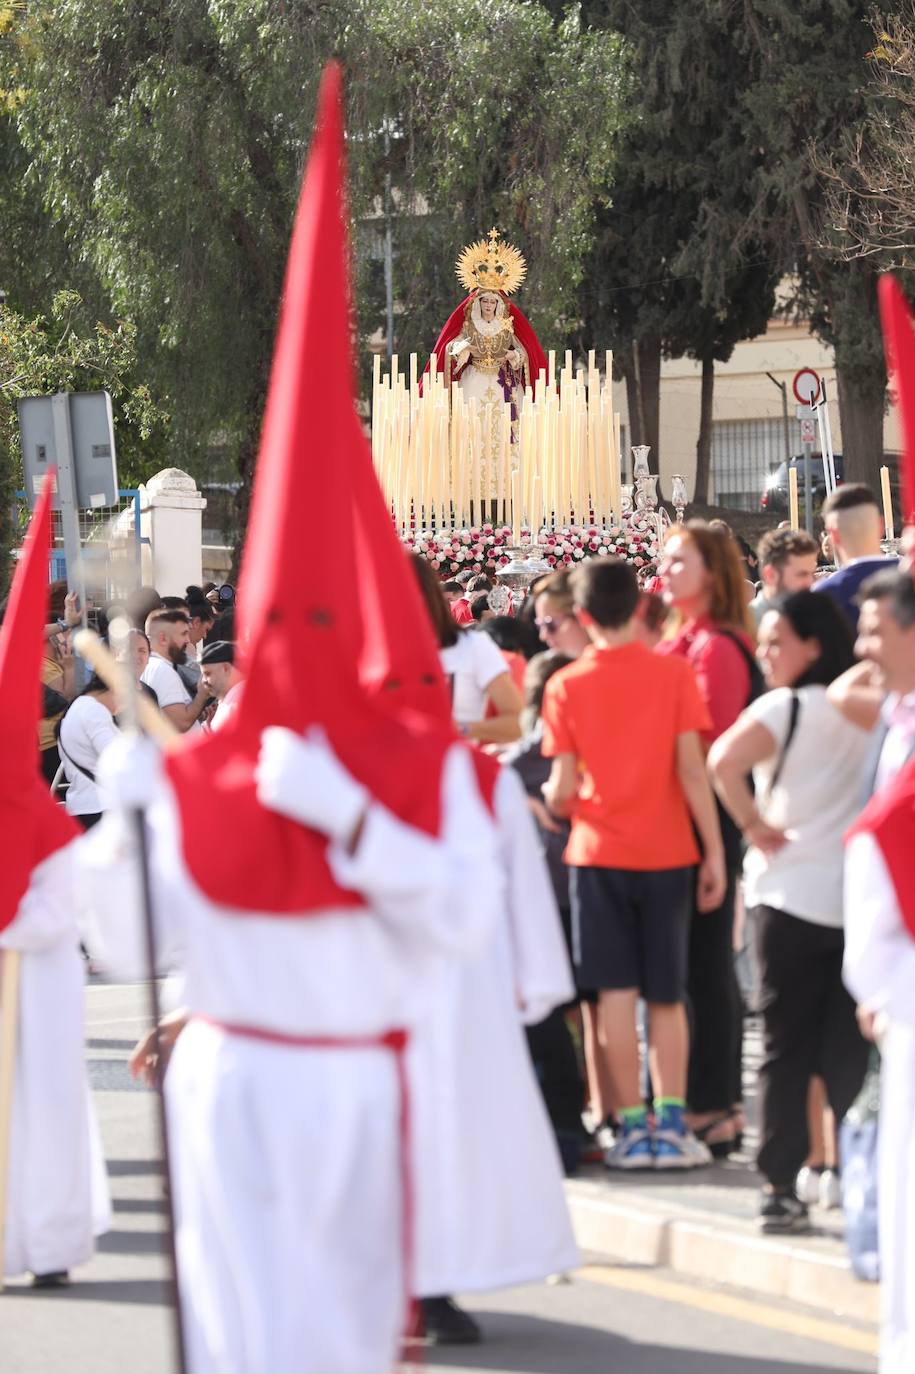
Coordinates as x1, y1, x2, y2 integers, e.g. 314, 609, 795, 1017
506, 347, 521, 369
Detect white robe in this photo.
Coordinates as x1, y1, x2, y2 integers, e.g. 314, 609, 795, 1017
412, 766, 579, 1296
844, 833, 915, 1374
1, 843, 111, 1279
79, 743, 501, 1374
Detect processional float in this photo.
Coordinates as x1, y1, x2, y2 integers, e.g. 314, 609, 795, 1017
371, 229, 689, 597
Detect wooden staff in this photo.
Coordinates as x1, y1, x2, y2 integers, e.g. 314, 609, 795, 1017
73, 627, 187, 1374
0, 949, 21, 1293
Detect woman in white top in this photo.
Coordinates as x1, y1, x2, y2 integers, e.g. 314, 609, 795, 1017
410, 554, 522, 744
709, 591, 872, 1236
57, 674, 119, 830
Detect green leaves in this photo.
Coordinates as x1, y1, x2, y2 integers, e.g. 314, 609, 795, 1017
0, 291, 170, 591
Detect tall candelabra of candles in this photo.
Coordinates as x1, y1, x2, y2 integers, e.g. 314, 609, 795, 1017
371, 348, 625, 534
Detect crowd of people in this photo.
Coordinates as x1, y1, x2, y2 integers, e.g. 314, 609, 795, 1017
9, 481, 910, 1226
4, 65, 915, 1374
405, 481, 912, 1249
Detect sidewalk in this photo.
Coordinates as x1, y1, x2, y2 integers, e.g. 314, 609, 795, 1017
564, 1018, 879, 1328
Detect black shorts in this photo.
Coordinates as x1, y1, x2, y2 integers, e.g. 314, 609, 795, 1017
570, 864, 693, 1004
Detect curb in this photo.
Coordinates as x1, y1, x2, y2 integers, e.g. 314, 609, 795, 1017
565, 1178, 879, 1327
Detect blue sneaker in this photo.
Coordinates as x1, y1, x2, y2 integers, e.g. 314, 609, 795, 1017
603, 1123, 654, 1170
652, 1126, 712, 1170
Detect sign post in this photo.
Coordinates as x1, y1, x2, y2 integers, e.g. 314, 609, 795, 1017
17, 389, 118, 595
796, 404, 816, 534
50, 393, 84, 611
17, 390, 118, 688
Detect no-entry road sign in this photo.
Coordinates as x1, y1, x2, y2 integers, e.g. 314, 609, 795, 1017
792, 368, 822, 405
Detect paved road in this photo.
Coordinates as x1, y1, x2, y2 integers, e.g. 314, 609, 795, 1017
3, 982, 878, 1374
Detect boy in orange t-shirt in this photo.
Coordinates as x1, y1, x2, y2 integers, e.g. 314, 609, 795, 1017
541, 558, 726, 1170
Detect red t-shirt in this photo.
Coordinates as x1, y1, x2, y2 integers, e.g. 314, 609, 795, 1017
540, 641, 711, 870
451, 598, 474, 626
657, 618, 753, 746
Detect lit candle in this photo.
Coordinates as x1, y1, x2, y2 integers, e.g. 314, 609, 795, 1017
497, 407, 506, 525
881, 465, 895, 541
512, 470, 521, 546
789, 467, 799, 530
612, 412, 622, 525
531, 475, 542, 539
472, 415, 482, 530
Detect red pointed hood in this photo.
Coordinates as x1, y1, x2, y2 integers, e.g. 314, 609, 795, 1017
164, 64, 452, 915
0, 478, 79, 933
878, 275, 915, 527
349, 444, 503, 815
352, 442, 452, 724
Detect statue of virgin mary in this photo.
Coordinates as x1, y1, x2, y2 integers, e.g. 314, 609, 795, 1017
425, 229, 548, 421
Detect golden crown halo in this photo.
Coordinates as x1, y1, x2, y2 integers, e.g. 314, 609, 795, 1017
455, 227, 527, 296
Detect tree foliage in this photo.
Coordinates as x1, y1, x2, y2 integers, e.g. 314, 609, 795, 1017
0, 290, 168, 592
566, 1, 778, 496
733, 0, 894, 487
2, 0, 624, 544
821, 6, 915, 264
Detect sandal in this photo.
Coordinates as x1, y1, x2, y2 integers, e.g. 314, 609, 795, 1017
692, 1112, 740, 1159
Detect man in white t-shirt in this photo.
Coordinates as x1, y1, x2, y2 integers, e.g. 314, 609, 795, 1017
141, 609, 210, 732
200, 639, 244, 732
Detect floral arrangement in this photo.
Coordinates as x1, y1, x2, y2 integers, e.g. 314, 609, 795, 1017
402, 518, 661, 580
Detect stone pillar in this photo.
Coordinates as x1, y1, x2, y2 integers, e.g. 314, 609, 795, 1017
144, 468, 207, 595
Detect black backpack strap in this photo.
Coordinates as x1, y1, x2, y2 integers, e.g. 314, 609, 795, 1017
766, 691, 801, 798
57, 727, 96, 784
714, 628, 765, 704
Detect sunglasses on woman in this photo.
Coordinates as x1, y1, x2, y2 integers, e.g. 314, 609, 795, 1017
535, 614, 571, 635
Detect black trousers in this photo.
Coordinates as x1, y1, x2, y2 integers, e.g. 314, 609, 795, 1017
526, 904, 585, 1140
753, 904, 869, 1189
686, 823, 743, 1114
525, 1009, 584, 1138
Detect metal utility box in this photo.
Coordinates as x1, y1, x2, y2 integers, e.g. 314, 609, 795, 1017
17, 390, 118, 510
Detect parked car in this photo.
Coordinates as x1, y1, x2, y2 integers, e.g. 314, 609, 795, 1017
760, 454, 844, 514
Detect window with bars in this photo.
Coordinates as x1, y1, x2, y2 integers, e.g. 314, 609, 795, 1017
711, 418, 788, 511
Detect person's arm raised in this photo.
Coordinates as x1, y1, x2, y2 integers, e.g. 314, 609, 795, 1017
827, 660, 883, 733
160, 674, 211, 733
